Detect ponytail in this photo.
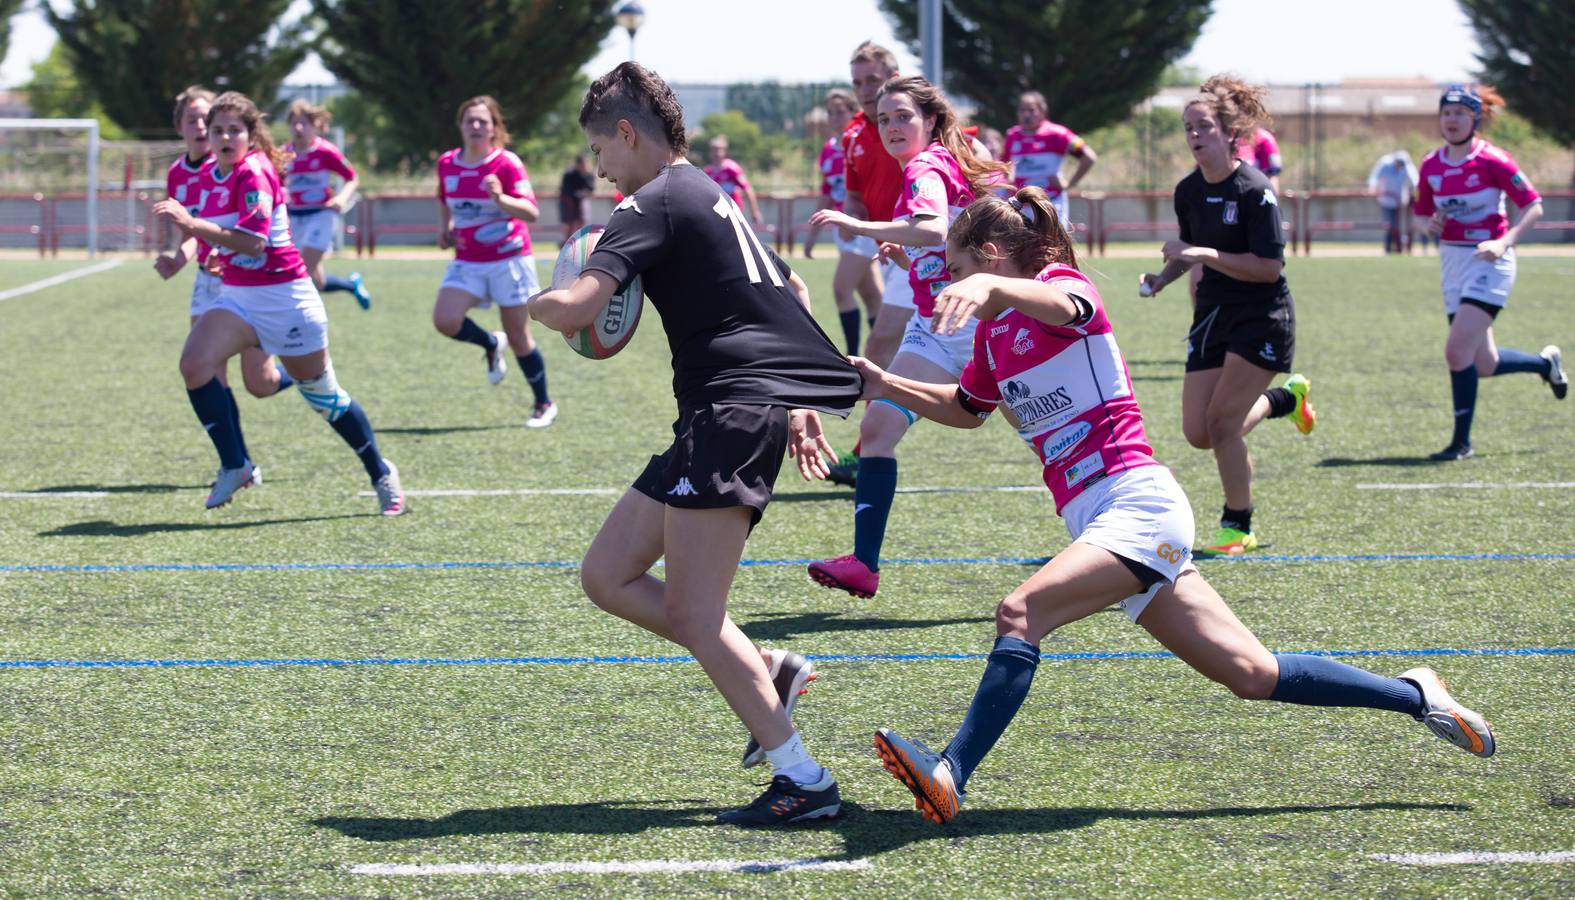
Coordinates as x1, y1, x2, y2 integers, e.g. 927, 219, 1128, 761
950, 186, 1078, 273
878, 76, 1009, 198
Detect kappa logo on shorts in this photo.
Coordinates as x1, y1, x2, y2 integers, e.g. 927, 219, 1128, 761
667, 477, 698, 497
1259, 341, 1277, 362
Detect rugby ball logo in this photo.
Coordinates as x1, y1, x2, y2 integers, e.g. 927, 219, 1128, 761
552, 224, 644, 360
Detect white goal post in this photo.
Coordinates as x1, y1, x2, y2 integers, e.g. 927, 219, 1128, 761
0, 118, 101, 257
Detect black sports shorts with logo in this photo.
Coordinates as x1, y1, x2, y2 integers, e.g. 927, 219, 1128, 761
633, 402, 789, 528
1185, 294, 1296, 374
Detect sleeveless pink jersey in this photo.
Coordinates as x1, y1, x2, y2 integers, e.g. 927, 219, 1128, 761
166, 152, 214, 264
705, 159, 752, 208
1002, 121, 1085, 197
818, 137, 846, 211
1233, 128, 1282, 175
196, 150, 307, 287
438, 147, 536, 262
958, 264, 1158, 513
1413, 139, 1540, 245
892, 142, 975, 318
283, 137, 356, 211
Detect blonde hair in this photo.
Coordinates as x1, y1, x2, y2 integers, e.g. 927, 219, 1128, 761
1186, 74, 1272, 142
950, 187, 1079, 274
849, 40, 898, 72
207, 92, 285, 175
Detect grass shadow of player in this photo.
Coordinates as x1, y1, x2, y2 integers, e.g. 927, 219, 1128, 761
38, 514, 365, 538
28, 483, 208, 494
770, 489, 856, 503
1317, 456, 1452, 468
312, 800, 726, 842
739, 610, 987, 643
376, 424, 518, 436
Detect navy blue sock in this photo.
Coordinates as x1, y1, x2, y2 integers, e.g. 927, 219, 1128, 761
852, 456, 898, 571
224, 388, 251, 463
517, 349, 550, 405
187, 378, 246, 469
273, 369, 296, 394
1488, 347, 1547, 377
1449, 366, 1478, 447
452, 318, 497, 350
1269, 654, 1422, 716
838, 309, 862, 355
942, 635, 1042, 790
321, 273, 354, 294
328, 400, 390, 482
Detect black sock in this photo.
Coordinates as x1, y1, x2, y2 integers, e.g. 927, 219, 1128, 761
838, 309, 862, 355
1449, 366, 1477, 448
517, 349, 549, 405
1488, 347, 1545, 377
452, 318, 497, 350
852, 456, 898, 571
1262, 386, 1295, 419
1221, 505, 1253, 533
224, 388, 250, 462
327, 400, 389, 482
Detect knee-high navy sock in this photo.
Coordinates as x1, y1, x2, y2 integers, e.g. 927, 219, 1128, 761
942, 635, 1042, 791
328, 400, 390, 482
1449, 366, 1478, 447
1487, 347, 1547, 377
452, 318, 497, 350
1269, 654, 1422, 715
838, 309, 862, 355
517, 349, 550, 404
187, 377, 246, 469
224, 388, 251, 463
852, 455, 898, 571
321, 273, 355, 294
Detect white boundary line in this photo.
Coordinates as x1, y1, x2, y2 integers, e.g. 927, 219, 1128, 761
1357, 482, 1575, 491
351, 858, 872, 876
355, 485, 1044, 499
0, 259, 124, 302
0, 491, 109, 499
1372, 851, 1575, 865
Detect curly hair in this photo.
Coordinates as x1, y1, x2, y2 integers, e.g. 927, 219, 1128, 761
579, 63, 688, 155
1187, 74, 1272, 142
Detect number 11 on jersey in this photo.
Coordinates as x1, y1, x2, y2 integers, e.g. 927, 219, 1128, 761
713, 193, 783, 287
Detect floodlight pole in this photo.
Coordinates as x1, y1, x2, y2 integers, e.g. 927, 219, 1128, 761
615, 2, 645, 63
919, 0, 943, 92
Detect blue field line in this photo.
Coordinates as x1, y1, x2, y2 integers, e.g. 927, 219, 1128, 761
3, 550, 1574, 576
1, 646, 1569, 671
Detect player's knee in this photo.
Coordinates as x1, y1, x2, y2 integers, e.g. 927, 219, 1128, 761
1221, 655, 1278, 700
1183, 418, 1212, 450
661, 600, 719, 649
296, 367, 351, 422
1204, 410, 1242, 448
579, 558, 617, 610
994, 593, 1031, 637
432, 308, 462, 336
242, 375, 277, 399
179, 347, 218, 386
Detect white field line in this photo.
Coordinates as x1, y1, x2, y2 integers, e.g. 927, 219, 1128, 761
0, 259, 124, 302
351, 858, 873, 876
0, 491, 109, 499
356, 485, 1044, 498
1372, 851, 1575, 865
1357, 482, 1575, 491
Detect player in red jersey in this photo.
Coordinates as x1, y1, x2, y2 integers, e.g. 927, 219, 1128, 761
804, 88, 882, 354
284, 99, 371, 310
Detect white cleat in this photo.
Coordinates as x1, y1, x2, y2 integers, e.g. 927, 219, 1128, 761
1540, 345, 1566, 400
205, 461, 258, 509
742, 650, 818, 768
374, 459, 406, 517
526, 401, 559, 429
1398, 667, 1495, 758
486, 332, 508, 386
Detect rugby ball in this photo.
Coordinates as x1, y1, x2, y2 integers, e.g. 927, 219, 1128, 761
552, 224, 643, 359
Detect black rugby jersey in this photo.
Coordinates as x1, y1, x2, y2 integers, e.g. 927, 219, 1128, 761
1174, 162, 1289, 306
585, 164, 860, 414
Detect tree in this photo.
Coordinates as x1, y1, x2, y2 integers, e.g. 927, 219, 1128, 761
313, 0, 613, 169
1458, 0, 1574, 149
44, 0, 309, 138
877, 0, 1212, 133
0, 0, 25, 65
22, 44, 131, 139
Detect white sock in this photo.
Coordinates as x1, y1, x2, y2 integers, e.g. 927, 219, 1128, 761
765, 732, 821, 784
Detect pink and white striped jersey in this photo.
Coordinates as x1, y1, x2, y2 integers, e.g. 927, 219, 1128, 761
438, 147, 536, 262
958, 263, 1157, 513
1413, 138, 1540, 245
705, 158, 752, 209
166, 152, 214, 264
1002, 121, 1085, 197
1233, 128, 1282, 175
892, 142, 976, 318
196, 150, 307, 286
283, 137, 356, 212
818, 137, 846, 210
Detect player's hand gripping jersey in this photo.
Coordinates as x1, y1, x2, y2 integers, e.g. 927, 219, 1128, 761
893, 143, 976, 317
1002, 121, 1086, 198
1413, 139, 1540, 245
818, 137, 846, 211
438, 148, 536, 262
196, 150, 308, 286
167, 153, 215, 265
958, 264, 1157, 513
284, 138, 356, 212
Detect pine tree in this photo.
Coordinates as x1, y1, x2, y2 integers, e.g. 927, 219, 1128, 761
0, 0, 25, 66
877, 0, 1211, 133
1459, 0, 1574, 149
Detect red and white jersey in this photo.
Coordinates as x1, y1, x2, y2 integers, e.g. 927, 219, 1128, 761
167, 152, 215, 264
818, 137, 846, 210
958, 264, 1157, 514
1002, 120, 1085, 198
438, 147, 536, 262
1233, 128, 1282, 175
843, 111, 904, 223
283, 137, 356, 212
1413, 139, 1540, 245
704, 159, 752, 208
196, 151, 307, 286
892, 142, 976, 318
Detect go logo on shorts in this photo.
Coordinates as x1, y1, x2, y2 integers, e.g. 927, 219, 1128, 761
1156, 542, 1187, 564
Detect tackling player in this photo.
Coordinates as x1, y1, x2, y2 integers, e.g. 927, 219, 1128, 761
284, 99, 372, 310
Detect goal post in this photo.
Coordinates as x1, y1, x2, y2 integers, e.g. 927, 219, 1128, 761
0, 118, 101, 258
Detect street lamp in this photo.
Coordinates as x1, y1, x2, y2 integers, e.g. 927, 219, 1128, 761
615, 1, 645, 61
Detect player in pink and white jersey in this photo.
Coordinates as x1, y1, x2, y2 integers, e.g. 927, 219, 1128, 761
835, 187, 1497, 826
704, 135, 763, 225
284, 99, 371, 310
1001, 91, 1097, 225
805, 75, 1009, 599
1412, 83, 1564, 461
1233, 126, 1282, 192
804, 89, 882, 354
154, 92, 403, 515
433, 95, 555, 427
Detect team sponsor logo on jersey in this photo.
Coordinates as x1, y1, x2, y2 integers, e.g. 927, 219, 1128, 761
1040, 421, 1091, 463
1223, 201, 1238, 224
914, 254, 946, 280
990, 323, 1011, 337
930, 279, 951, 297
912, 176, 945, 201
1428, 175, 1443, 191
1001, 379, 1073, 427
1465, 173, 1481, 188
244, 191, 261, 208
1205, 196, 1222, 203
1510, 172, 1528, 189
516, 180, 532, 195
1445, 168, 1462, 177
1011, 327, 1035, 356
1064, 451, 1104, 489
444, 175, 460, 193
474, 221, 515, 245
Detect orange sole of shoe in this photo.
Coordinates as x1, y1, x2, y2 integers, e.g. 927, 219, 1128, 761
873, 733, 954, 824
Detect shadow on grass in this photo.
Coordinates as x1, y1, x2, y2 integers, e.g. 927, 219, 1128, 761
38, 514, 365, 538
314, 799, 1469, 859
739, 610, 987, 642
770, 490, 855, 504
1317, 456, 1443, 468
28, 483, 208, 494
377, 424, 517, 436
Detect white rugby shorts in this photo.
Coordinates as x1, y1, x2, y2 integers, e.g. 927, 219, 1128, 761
836, 233, 878, 258
894, 310, 977, 378
1060, 465, 1197, 624
291, 208, 341, 253
440, 255, 540, 309
189, 270, 222, 317
1440, 243, 1515, 315
211, 277, 329, 357
881, 257, 916, 310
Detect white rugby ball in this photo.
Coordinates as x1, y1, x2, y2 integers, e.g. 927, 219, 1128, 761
553, 224, 643, 359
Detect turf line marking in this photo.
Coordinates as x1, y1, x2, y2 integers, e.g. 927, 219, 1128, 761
1357, 482, 1575, 491
0, 259, 124, 302
356, 485, 1041, 498
0, 491, 109, 499
1372, 851, 1575, 865
351, 858, 872, 876
3, 646, 1569, 670
5, 551, 1575, 575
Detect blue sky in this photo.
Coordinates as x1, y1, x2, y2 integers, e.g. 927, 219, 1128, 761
2, 0, 1479, 90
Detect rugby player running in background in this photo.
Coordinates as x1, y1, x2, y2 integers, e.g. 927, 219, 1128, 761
284, 99, 372, 309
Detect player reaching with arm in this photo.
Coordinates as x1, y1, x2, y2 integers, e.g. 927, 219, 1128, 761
284, 99, 372, 309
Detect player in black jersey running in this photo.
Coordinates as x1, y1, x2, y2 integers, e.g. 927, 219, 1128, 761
531, 63, 862, 828
1140, 75, 1315, 557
